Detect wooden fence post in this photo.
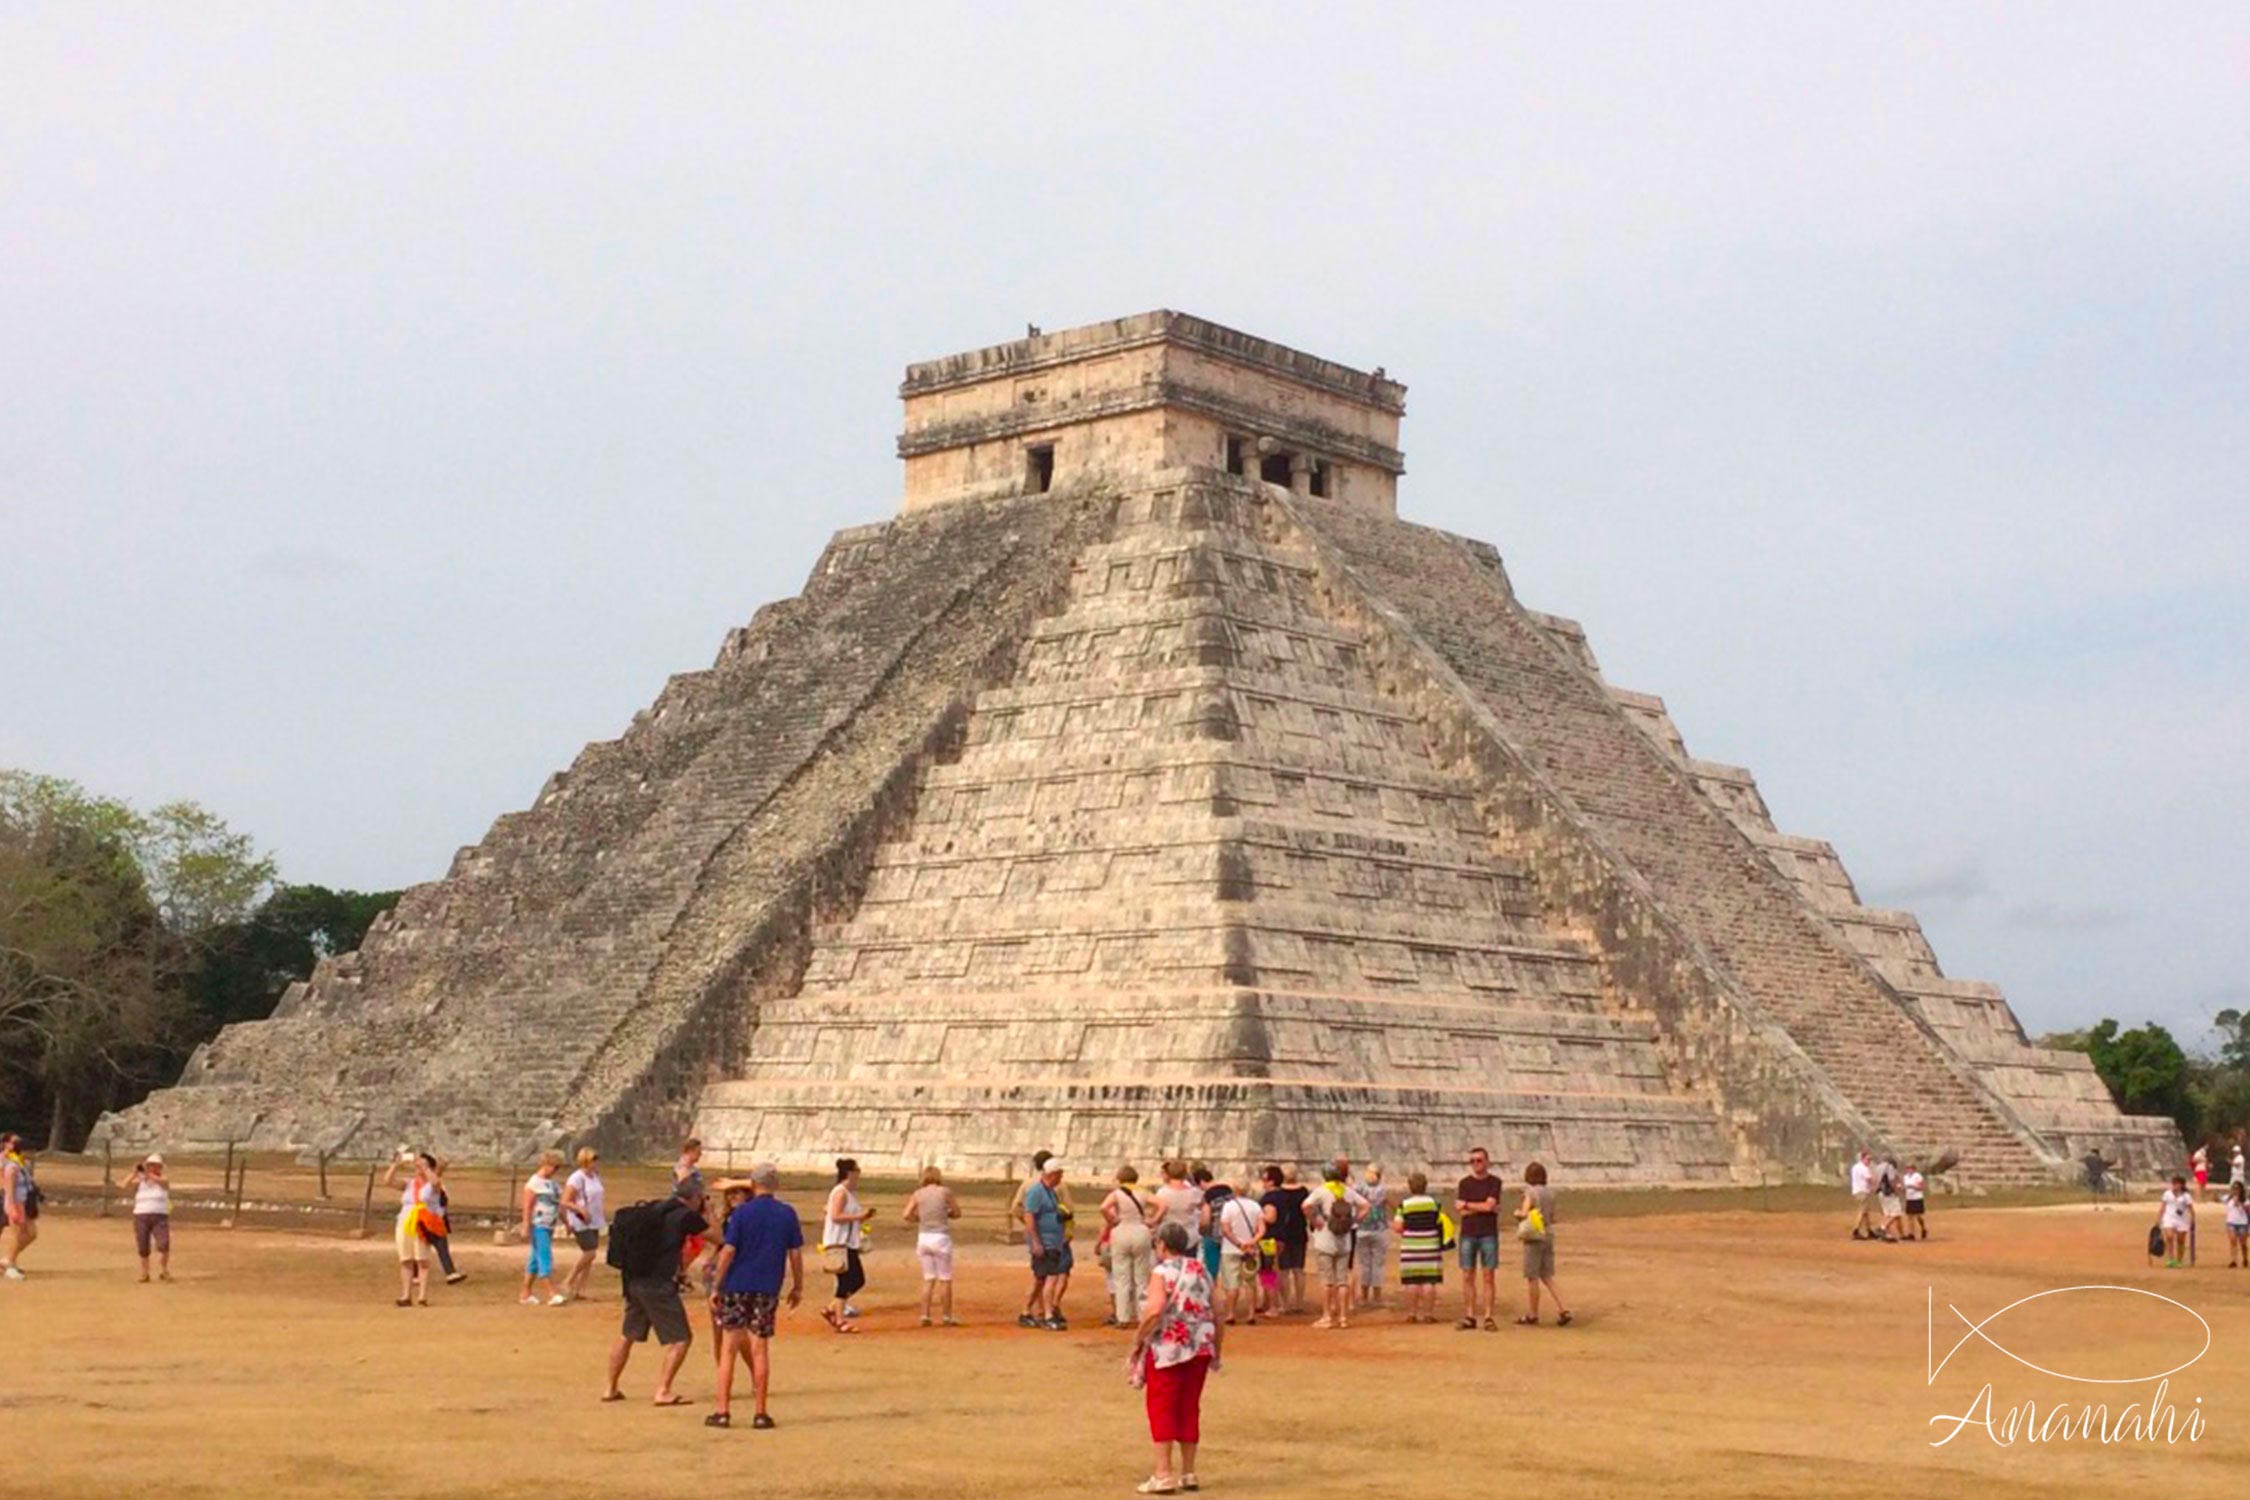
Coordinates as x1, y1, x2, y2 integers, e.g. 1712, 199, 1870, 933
230, 1153, 247, 1226
100, 1139, 114, 1218
222, 1140, 236, 1204
500, 1164, 519, 1243
357, 1164, 378, 1238
318, 1150, 330, 1200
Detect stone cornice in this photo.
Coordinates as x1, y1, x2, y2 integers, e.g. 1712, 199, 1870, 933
900, 310, 1407, 415
897, 377, 1407, 473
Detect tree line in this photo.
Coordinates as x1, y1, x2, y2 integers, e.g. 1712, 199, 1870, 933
2041, 1015, 2250, 1148
0, 770, 399, 1150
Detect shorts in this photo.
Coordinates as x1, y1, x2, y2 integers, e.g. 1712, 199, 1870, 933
1315, 1248, 1350, 1285
1853, 1190, 1872, 1211
1030, 1246, 1066, 1280
916, 1232, 954, 1281
1521, 1237, 1555, 1280
394, 1210, 424, 1263
621, 1274, 690, 1345
1905, 1200, 1925, 1218
715, 1289, 779, 1338
1459, 1234, 1499, 1271
573, 1227, 601, 1253
1218, 1246, 1257, 1287
526, 1224, 555, 1278
134, 1212, 171, 1257
1275, 1240, 1306, 1272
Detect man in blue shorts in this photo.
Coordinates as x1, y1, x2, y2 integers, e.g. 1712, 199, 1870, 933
1021, 1159, 1069, 1330
1455, 1147, 1504, 1331
708, 1163, 803, 1430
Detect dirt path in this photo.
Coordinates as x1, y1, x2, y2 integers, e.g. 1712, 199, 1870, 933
7, 1200, 2245, 1498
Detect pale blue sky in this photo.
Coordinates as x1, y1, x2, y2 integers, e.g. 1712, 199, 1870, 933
4, 6, 2244, 1043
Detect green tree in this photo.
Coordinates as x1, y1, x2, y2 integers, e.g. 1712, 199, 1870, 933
2078, 1018, 2198, 1137
182, 883, 401, 1033
0, 771, 276, 1147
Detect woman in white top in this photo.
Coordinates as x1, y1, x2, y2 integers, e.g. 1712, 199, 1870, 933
2159, 1174, 2196, 1267
561, 1146, 607, 1302
382, 1150, 437, 1307
901, 1165, 961, 1327
1103, 1164, 1156, 1328
822, 1157, 872, 1334
128, 1153, 173, 1282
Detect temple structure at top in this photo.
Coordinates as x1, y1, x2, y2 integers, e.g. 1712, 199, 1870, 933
898, 311, 1405, 514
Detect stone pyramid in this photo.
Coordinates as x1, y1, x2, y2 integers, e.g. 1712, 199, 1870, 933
101, 312, 2177, 1185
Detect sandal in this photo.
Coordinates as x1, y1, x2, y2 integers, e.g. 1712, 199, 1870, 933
1136, 1480, 1180, 1495
599, 1391, 625, 1402
1456, 1317, 1477, 1330
704, 1413, 730, 1428
752, 1413, 776, 1429
1556, 1311, 1573, 1327
652, 1394, 691, 1407
1483, 1316, 1499, 1331
1514, 1315, 1539, 1326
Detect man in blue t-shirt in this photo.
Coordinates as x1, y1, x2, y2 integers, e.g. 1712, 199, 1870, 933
1021, 1159, 1069, 1330
708, 1163, 803, 1429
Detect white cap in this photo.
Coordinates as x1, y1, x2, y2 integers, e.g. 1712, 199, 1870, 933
1043, 1159, 1067, 1175
144, 1153, 164, 1166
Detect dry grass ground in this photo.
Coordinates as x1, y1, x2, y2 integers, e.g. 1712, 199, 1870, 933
7, 1168, 2248, 1499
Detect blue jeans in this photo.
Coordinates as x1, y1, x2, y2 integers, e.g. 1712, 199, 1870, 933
1459, 1234, 1499, 1271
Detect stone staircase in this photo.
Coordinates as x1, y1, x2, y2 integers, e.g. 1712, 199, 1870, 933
1283, 492, 2058, 1186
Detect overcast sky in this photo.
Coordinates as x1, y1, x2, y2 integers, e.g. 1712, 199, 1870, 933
4, 7, 2244, 1044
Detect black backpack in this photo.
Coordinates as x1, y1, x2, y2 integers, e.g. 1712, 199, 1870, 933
606, 1199, 677, 1277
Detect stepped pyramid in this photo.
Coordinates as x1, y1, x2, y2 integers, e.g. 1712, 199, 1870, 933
100, 312, 2177, 1185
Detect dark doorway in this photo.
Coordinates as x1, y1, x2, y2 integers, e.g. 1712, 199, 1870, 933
1259, 451, 1293, 487
1224, 435, 1245, 476
1026, 443, 1055, 494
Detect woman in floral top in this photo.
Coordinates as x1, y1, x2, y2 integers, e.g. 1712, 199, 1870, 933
1135, 1222, 1222, 1494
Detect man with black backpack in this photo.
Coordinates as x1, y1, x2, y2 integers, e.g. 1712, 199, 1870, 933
601, 1187, 709, 1406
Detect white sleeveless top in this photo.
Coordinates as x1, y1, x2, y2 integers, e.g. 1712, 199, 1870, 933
822, 1184, 864, 1249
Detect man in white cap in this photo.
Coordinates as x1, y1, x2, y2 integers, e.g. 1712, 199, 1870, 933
1021, 1158, 1070, 1330
127, 1153, 173, 1282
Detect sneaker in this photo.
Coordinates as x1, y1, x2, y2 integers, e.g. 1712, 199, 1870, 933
522, 1295, 541, 1306
1182, 1476, 1200, 1493
1135, 1479, 1179, 1495
3, 1267, 23, 1282
1042, 1315, 1068, 1331
1017, 1313, 1038, 1329
444, 1272, 467, 1285
548, 1294, 568, 1306
751, 1413, 776, 1430
842, 1303, 861, 1319
918, 1315, 932, 1327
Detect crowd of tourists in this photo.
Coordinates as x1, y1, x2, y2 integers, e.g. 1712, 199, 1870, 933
16, 1119, 2250, 1489
1845, 1151, 1931, 1243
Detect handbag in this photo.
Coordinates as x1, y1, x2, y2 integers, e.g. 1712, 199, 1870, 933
1516, 1208, 1546, 1242
821, 1243, 849, 1274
